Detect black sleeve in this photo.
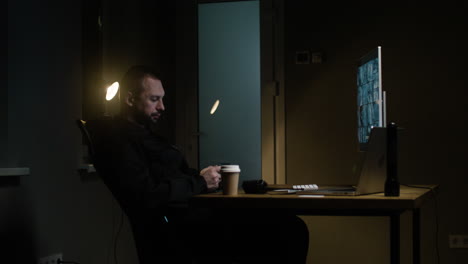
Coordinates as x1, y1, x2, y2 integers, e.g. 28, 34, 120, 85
116, 138, 208, 210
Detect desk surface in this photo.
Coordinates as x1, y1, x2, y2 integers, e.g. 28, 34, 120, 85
191, 185, 438, 214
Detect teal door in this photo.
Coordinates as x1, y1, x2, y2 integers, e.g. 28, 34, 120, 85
198, 0, 261, 184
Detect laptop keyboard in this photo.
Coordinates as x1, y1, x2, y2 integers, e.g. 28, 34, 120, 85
292, 184, 318, 191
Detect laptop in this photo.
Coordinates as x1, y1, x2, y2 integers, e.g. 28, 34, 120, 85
269, 127, 388, 196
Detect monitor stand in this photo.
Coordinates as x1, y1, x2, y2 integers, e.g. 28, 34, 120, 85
356, 127, 387, 195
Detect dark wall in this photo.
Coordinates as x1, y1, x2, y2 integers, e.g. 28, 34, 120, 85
285, 1, 468, 263
4, 0, 179, 263
1, 7, 6, 168
5, 0, 86, 262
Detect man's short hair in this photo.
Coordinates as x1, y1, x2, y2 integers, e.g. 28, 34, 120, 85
120, 65, 161, 98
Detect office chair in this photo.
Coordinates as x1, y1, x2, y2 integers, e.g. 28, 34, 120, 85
76, 119, 128, 261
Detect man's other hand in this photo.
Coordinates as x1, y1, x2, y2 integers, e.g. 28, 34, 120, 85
200, 165, 221, 191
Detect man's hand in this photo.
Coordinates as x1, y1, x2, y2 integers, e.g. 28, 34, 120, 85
200, 165, 221, 191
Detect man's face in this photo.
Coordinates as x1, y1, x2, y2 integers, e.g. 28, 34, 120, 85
127, 76, 165, 126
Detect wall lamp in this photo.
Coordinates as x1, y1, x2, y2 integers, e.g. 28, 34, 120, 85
103, 81, 120, 118
105, 81, 119, 101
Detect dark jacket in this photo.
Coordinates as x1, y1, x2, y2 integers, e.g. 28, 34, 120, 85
87, 118, 208, 263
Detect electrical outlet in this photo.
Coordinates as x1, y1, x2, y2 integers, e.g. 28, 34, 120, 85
38, 253, 62, 264
449, 235, 468, 248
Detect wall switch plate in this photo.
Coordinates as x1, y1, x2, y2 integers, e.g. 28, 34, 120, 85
449, 235, 468, 248
295, 50, 310, 64
38, 253, 62, 264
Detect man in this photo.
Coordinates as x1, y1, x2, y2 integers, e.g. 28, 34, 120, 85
89, 65, 309, 264
118, 65, 221, 192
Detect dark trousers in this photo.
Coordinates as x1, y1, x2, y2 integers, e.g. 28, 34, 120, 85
132, 208, 309, 264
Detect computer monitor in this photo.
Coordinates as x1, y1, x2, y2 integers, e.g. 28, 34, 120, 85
357, 46, 386, 151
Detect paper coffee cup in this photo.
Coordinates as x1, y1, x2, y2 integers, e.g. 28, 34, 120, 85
220, 165, 241, 195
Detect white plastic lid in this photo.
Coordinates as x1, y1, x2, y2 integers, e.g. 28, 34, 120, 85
220, 164, 241, 172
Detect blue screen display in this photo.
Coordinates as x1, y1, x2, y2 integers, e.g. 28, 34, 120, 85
357, 56, 382, 145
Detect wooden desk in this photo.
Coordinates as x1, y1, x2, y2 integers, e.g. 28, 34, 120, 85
191, 185, 438, 264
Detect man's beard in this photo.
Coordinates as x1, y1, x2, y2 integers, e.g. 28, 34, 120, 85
132, 109, 160, 129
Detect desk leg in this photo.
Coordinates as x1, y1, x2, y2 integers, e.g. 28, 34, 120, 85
413, 208, 421, 264
390, 213, 400, 264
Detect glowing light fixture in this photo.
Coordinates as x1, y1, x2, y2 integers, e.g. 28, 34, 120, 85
105, 82, 120, 101
210, 99, 220, 115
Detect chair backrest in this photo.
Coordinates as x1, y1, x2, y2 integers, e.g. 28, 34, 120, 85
75, 119, 129, 211
76, 119, 96, 163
